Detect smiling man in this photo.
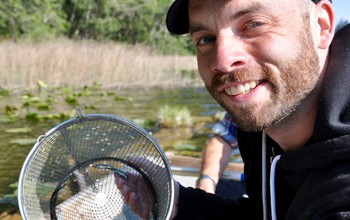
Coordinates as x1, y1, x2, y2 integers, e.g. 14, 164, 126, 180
171, 0, 328, 149
164, 0, 350, 219
115, 0, 350, 219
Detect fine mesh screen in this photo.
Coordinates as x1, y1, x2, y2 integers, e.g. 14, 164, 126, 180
18, 113, 174, 220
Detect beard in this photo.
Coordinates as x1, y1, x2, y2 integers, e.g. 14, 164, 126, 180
206, 28, 320, 132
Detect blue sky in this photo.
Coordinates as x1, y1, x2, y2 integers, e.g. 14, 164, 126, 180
332, 0, 350, 24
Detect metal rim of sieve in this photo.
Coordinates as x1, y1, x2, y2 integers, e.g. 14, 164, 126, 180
18, 111, 174, 220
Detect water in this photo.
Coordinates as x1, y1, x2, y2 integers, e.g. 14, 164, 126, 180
0, 87, 224, 202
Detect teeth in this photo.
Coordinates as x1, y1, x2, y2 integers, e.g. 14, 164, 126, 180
236, 84, 245, 94
249, 81, 257, 88
225, 80, 259, 95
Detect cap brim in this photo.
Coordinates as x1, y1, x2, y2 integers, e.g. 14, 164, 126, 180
166, 0, 189, 35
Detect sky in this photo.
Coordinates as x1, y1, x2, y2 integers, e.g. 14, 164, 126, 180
332, 0, 350, 24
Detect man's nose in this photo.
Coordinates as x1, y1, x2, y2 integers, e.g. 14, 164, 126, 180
210, 36, 248, 73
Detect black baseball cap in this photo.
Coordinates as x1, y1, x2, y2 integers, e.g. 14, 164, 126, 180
166, 0, 332, 35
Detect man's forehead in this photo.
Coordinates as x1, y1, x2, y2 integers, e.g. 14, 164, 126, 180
166, 0, 332, 35
188, 0, 277, 32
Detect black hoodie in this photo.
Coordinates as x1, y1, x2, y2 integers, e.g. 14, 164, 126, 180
174, 24, 350, 220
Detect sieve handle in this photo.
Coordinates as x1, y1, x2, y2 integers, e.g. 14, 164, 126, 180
36, 135, 46, 143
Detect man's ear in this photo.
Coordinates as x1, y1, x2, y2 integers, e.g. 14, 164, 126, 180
316, 0, 335, 49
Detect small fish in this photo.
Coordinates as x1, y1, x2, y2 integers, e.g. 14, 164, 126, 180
93, 164, 128, 179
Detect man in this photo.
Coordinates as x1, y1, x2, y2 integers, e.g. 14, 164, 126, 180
116, 0, 350, 219
196, 112, 245, 199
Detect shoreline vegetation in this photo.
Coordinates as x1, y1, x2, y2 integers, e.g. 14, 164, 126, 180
0, 39, 201, 92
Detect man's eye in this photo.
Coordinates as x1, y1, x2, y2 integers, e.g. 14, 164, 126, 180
245, 21, 265, 30
198, 36, 215, 46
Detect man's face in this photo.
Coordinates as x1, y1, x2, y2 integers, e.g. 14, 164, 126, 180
189, 0, 321, 132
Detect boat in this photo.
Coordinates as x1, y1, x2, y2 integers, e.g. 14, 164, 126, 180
166, 154, 244, 188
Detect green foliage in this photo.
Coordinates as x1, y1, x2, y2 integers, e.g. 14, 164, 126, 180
0, 0, 194, 54
0, 0, 67, 41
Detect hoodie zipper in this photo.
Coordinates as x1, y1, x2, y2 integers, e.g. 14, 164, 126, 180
270, 155, 281, 220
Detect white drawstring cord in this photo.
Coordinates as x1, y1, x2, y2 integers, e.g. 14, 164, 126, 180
270, 155, 281, 220
262, 131, 267, 220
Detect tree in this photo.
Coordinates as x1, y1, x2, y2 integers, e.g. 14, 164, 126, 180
0, 0, 67, 41
0, 0, 194, 54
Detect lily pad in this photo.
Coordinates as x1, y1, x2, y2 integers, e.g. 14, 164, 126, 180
0, 182, 18, 206
0, 116, 12, 123
5, 127, 32, 134
65, 95, 78, 104
174, 143, 197, 151
26, 112, 39, 121
10, 138, 36, 146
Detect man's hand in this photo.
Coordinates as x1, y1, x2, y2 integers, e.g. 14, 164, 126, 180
196, 176, 216, 194
114, 156, 180, 219
115, 171, 155, 219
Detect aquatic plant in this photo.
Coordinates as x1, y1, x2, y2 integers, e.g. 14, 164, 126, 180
37, 80, 48, 92
10, 138, 36, 146
0, 87, 10, 97
133, 118, 158, 130
0, 182, 18, 206
5, 127, 32, 134
114, 95, 134, 102
26, 112, 39, 121
157, 105, 192, 128
65, 95, 79, 105
5, 105, 18, 116
0, 40, 198, 90
25, 111, 73, 121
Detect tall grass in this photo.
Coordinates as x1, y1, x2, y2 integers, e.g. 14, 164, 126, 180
0, 39, 201, 90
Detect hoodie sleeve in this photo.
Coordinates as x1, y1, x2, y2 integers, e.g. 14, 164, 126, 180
173, 184, 256, 220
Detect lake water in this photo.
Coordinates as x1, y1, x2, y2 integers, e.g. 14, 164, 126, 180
0, 87, 225, 209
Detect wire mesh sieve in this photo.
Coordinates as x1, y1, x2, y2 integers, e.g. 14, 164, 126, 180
18, 111, 174, 220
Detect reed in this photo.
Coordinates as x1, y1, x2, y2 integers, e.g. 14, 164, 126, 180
0, 39, 200, 90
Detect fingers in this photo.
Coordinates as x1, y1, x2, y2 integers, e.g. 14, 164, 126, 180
114, 172, 155, 219
129, 192, 150, 220
115, 173, 127, 188
128, 192, 137, 211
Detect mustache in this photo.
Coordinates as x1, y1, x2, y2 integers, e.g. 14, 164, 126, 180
210, 66, 271, 89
